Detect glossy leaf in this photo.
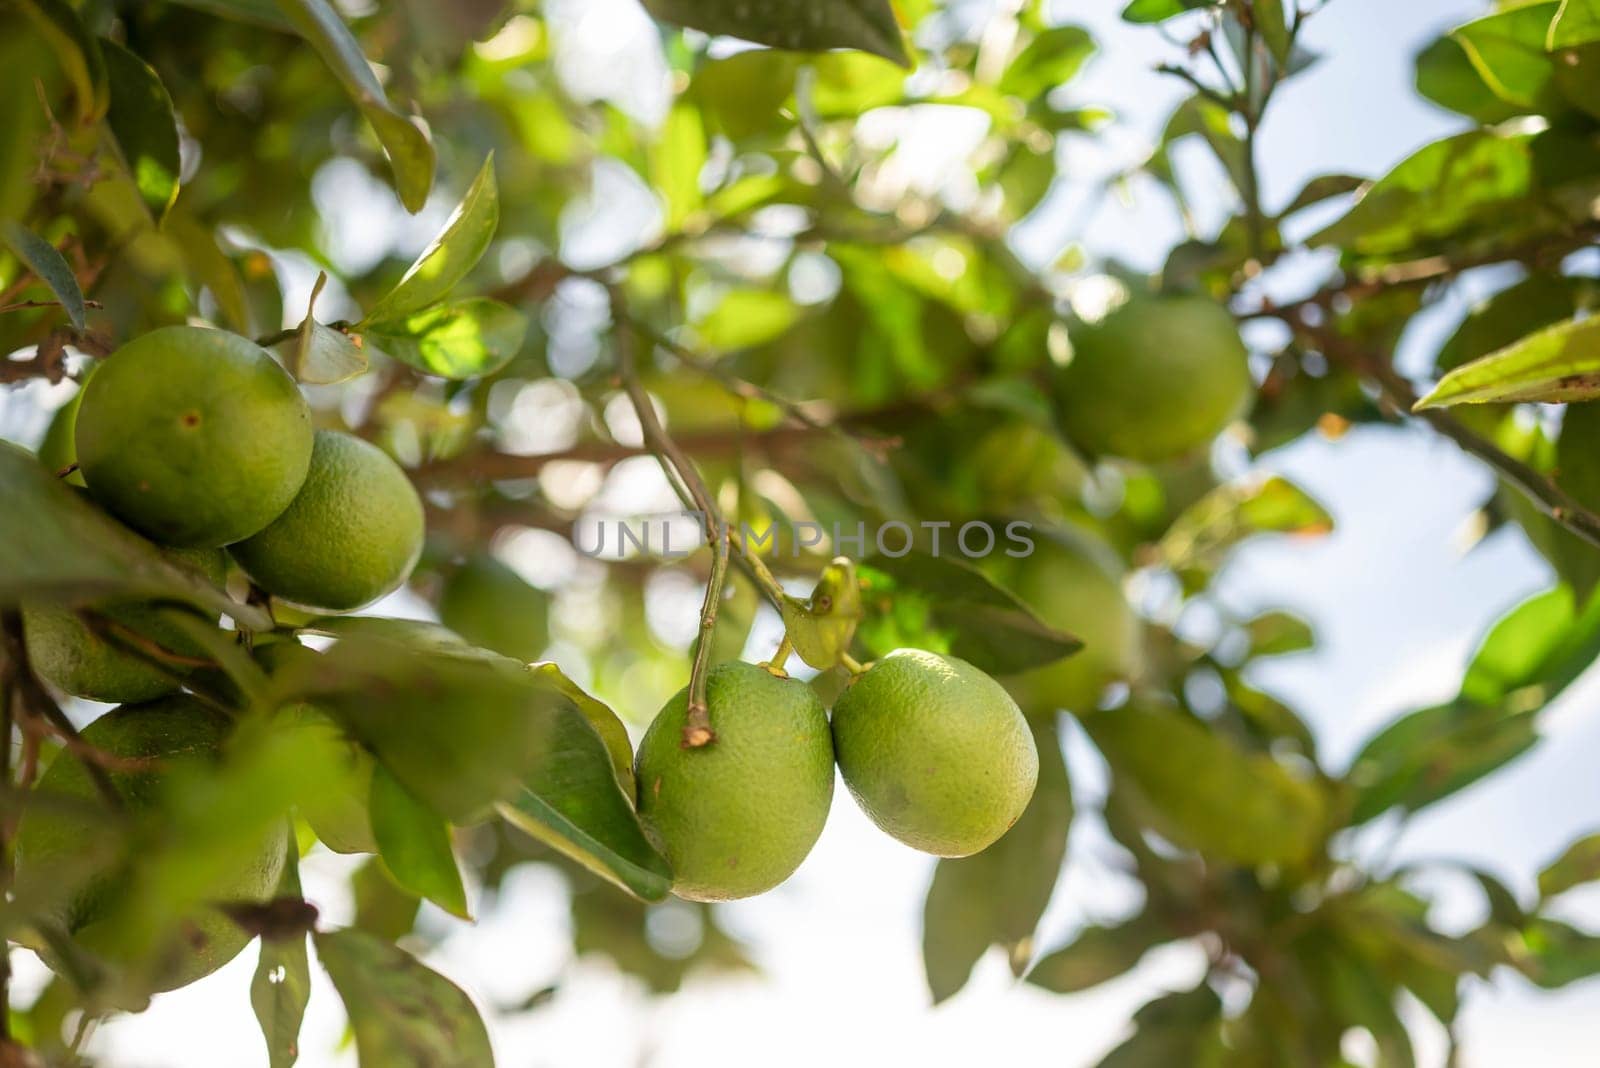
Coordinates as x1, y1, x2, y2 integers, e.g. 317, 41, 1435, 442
18, 0, 107, 125
1550, 0, 1600, 48
639, 0, 909, 66
1416, 34, 1522, 124
923, 719, 1071, 1002
314, 928, 492, 1068
856, 551, 1081, 675
531, 662, 635, 797
1027, 912, 1171, 994
366, 298, 526, 380
370, 765, 470, 920
276, 0, 436, 212
1084, 702, 1328, 865
0, 442, 270, 628
2, 223, 86, 331
101, 39, 181, 223
251, 839, 311, 1068
1448, 4, 1564, 113
363, 156, 498, 323
1121, 0, 1213, 23
1415, 317, 1600, 408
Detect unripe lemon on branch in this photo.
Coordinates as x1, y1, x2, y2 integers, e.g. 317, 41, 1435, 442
635, 662, 834, 901
1054, 294, 1252, 463
831, 649, 1037, 857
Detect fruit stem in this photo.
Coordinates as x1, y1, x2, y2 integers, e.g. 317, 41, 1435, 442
763, 637, 794, 678
840, 652, 869, 676
681, 527, 730, 750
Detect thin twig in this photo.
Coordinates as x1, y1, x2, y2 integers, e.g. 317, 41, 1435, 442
611, 288, 729, 747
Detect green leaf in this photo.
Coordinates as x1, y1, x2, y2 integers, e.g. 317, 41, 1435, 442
251, 839, 311, 1068
856, 551, 1082, 675
690, 52, 800, 140
653, 103, 706, 231
497, 692, 672, 901
1539, 833, 1600, 900
363, 156, 498, 322
370, 765, 470, 920
314, 928, 493, 1068
100, 39, 181, 224
1309, 130, 1535, 261
275, 0, 436, 213
18, 0, 107, 125
1242, 610, 1314, 657
0, 442, 271, 629
1416, 317, 1600, 408
1417, 34, 1523, 124
1084, 702, 1328, 865
1121, 0, 1213, 23
530, 662, 636, 797
1164, 96, 1251, 197
923, 719, 1071, 1002
639, 0, 909, 66
1252, 0, 1293, 67
366, 298, 525, 380
998, 26, 1095, 99
1449, 4, 1565, 113
1436, 274, 1591, 372
1551, 0, 1600, 48
1279, 173, 1364, 217
1158, 475, 1333, 592
1514, 917, 1600, 988
1098, 985, 1225, 1067
1026, 912, 1171, 994
693, 289, 801, 351
168, 0, 295, 29
352, 856, 420, 942
2, 223, 86, 331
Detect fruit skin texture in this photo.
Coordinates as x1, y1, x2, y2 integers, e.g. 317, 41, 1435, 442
1054, 294, 1252, 463
832, 649, 1038, 858
987, 525, 1141, 713
75, 326, 313, 547
635, 662, 834, 902
13, 697, 287, 992
231, 429, 425, 612
22, 545, 228, 704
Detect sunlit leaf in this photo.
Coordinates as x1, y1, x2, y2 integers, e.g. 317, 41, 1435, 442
1448, 4, 1565, 113
2, 223, 86, 331
1416, 317, 1600, 408
693, 289, 801, 351
998, 25, 1095, 99
1085, 702, 1328, 865
370, 766, 470, 920
1513, 918, 1600, 989
363, 156, 498, 322
640, 0, 909, 66
101, 39, 181, 224
1120, 0, 1214, 23
315, 928, 492, 1067
653, 103, 706, 230
276, 0, 436, 212
366, 298, 526, 379
923, 719, 1070, 1002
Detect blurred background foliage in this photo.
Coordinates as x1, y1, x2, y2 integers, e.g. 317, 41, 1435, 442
6, 0, 1600, 1064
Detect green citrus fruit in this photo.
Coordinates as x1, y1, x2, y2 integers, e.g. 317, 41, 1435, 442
75, 326, 313, 547
22, 545, 228, 704
635, 662, 834, 901
438, 554, 550, 662
988, 525, 1141, 713
230, 430, 425, 611
831, 649, 1037, 857
38, 368, 91, 486
13, 697, 287, 992
1054, 294, 1252, 463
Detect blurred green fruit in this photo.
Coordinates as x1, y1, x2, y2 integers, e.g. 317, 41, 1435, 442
831, 649, 1037, 857
22, 545, 228, 704
988, 525, 1141, 713
438, 554, 549, 662
231, 430, 424, 611
635, 662, 834, 901
13, 697, 287, 992
1054, 295, 1252, 462
38, 368, 91, 486
75, 326, 313, 547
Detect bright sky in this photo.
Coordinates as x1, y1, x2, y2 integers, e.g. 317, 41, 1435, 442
7, 0, 1600, 1065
